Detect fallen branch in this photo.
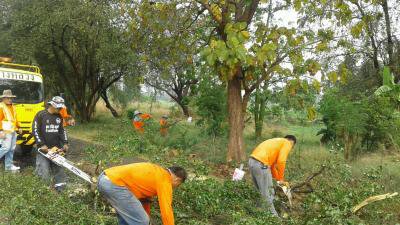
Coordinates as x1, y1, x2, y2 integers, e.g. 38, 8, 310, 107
352, 192, 398, 213
291, 165, 326, 193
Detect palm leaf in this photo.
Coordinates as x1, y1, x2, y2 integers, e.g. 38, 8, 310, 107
374, 85, 392, 96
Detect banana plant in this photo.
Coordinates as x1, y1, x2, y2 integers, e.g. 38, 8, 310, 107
374, 66, 400, 101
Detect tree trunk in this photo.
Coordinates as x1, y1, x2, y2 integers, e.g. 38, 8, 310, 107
176, 99, 190, 117
181, 104, 190, 117
254, 88, 261, 137
100, 90, 119, 118
254, 86, 268, 138
227, 76, 246, 162
381, 0, 398, 80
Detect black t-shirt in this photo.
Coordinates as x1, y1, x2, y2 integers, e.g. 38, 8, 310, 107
32, 110, 68, 148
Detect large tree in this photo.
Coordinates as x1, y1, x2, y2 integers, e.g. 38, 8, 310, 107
127, 2, 204, 117
298, 0, 400, 81
197, 0, 325, 161
7, 0, 138, 121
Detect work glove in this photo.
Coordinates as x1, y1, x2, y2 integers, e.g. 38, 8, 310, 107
17, 128, 23, 134
277, 180, 290, 188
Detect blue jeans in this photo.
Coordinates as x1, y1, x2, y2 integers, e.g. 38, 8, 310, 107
0, 132, 17, 170
97, 173, 150, 225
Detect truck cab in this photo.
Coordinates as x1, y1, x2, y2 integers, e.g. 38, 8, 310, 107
0, 60, 45, 150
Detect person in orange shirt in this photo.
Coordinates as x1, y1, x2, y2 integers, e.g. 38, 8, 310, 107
248, 135, 296, 217
59, 107, 75, 127
97, 162, 187, 225
159, 115, 168, 136
0, 89, 22, 171
132, 111, 152, 133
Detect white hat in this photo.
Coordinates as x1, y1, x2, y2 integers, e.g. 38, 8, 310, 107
0, 89, 16, 98
134, 110, 141, 116
48, 96, 65, 109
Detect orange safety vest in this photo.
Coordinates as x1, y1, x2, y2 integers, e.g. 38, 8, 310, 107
0, 102, 19, 133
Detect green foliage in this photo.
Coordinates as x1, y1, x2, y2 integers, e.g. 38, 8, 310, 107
375, 66, 400, 102
194, 77, 227, 136
174, 179, 279, 224
0, 171, 114, 224
4, 112, 400, 224
128, 1, 200, 116
6, 0, 137, 121
126, 108, 136, 120
319, 88, 400, 159
109, 77, 141, 109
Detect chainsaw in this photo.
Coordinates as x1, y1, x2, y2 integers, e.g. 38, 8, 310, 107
38, 147, 93, 184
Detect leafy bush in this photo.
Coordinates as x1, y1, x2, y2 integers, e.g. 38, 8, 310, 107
126, 108, 136, 120
194, 77, 227, 136
318, 87, 400, 160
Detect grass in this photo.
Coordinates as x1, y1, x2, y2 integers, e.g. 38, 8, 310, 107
1, 105, 399, 224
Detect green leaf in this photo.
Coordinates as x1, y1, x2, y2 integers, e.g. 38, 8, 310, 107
327, 71, 338, 83
206, 54, 215, 66
307, 107, 317, 121
227, 35, 240, 48
350, 21, 364, 38
312, 79, 321, 91
382, 66, 394, 86
316, 42, 329, 52
294, 0, 302, 11
374, 85, 392, 96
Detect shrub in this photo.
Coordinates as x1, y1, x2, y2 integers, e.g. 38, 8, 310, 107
194, 78, 227, 137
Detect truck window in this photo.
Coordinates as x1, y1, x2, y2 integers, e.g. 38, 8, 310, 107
0, 79, 43, 104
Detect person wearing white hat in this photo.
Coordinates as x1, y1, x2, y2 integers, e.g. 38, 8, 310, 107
32, 96, 69, 192
0, 89, 22, 171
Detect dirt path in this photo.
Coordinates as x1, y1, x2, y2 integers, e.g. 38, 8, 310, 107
11, 137, 93, 169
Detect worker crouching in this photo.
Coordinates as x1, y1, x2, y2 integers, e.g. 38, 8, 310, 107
97, 162, 187, 225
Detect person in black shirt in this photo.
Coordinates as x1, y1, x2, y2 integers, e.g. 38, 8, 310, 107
33, 96, 69, 192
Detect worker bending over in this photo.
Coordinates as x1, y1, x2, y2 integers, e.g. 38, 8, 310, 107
98, 162, 187, 225
248, 135, 296, 217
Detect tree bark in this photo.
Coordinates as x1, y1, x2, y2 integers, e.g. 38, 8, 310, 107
177, 100, 190, 117
227, 76, 246, 162
100, 89, 119, 118
381, 0, 398, 80
254, 87, 267, 138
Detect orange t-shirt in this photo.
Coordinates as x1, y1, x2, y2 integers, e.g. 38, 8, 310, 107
250, 138, 293, 181
105, 163, 175, 225
159, 118, 168, 135
132, 121, 144, 133
0, 104, 20, 131
59, 107, 71, 127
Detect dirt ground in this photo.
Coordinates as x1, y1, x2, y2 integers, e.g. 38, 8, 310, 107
5, 137, 92, 170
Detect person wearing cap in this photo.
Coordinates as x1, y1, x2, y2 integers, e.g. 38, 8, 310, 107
132, 110, 152, 133
97, 162, 187, 225
132, 110, 144, 133
159, 115, 168, 136
0, 89, 22, 171
32, 96, 69, 192
248, 135, 297, 217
